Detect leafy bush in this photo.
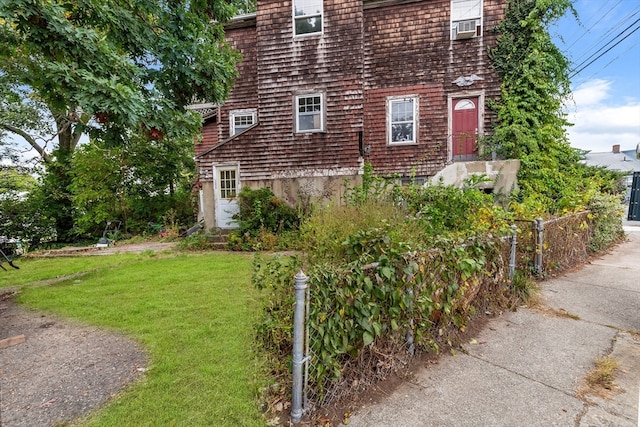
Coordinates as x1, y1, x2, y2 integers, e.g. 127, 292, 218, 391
177, 232, 216, 251
587, 193, 625, 252
395, 179, 512, 236
253, 231, 508, 399
0, 187, 57, 250
229, 187, 301, 250
254, 171, 520, 403
252, 254, 302, 390
254, 162, 625, 410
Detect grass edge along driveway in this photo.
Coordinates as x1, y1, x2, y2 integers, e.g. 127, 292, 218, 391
9, 252, 268, 426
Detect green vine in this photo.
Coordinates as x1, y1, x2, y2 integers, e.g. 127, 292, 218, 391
484, 0, 625, 215
254, 225, 507, 392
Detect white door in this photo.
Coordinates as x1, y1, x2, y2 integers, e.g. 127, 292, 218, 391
214, 166, 239, 229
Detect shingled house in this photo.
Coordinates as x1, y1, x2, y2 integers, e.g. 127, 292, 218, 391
192, 0, 514, 230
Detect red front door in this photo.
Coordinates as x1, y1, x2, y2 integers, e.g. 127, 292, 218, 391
452, 97, 479, 160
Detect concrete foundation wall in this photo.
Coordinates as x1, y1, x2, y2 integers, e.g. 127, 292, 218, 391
199, 173, 362, 231
198, 181, 215, 230
431, 159, 520, 196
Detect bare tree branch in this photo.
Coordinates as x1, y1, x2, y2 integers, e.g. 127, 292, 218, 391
0, 122, 51, 163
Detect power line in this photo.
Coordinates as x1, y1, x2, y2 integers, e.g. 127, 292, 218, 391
569, 5, 640, 65
562, 0, 622, 53
580, 39, 640, 83
569, 18, 640, 78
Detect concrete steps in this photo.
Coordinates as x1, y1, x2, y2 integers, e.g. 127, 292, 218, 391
207, 229, 233, 250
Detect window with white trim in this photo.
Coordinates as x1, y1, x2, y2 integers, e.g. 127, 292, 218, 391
451, 0, 482, 40
230, 109, 256, 135
293, 0, 322, 36
295, 94, 324, 132
387, 96, 418, 145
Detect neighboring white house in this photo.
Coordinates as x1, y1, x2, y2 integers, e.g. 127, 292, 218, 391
582, 144, 640, 202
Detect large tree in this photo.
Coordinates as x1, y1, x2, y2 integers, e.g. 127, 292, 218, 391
69, 134, 197, 237
1, 0, 241, 155
0, 0, 241, 239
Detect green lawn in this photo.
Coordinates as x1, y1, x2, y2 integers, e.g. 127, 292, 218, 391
0, 254, 143, 289
1, 252, 268, 426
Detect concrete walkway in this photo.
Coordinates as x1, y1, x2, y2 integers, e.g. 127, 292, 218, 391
348, 223, 640, 427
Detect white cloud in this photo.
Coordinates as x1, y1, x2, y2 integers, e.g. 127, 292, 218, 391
571, 79, 611, 106
565, 79, 640, 153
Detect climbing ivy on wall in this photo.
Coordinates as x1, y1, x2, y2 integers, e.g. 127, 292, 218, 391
486, 0, 600, 214
488, 0, 575, 159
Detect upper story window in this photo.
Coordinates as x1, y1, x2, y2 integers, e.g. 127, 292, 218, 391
388, 95, 418, 145
230, 109, 256, 135
295, 94, 324, 132
294, 0, 323, 36
451, 0, 482, 40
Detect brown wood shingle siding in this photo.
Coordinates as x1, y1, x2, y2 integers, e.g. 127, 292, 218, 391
200, 0, 365, 181
194, 24, 258, 159
218, 25, 259, 144
197, 0, 506, 180
362, 0, 504, 176
196, 119, 219, 159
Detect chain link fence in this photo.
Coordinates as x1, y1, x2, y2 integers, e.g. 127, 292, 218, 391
514, 211, 592, 276
292, 234, 517, 420
290, 212, 594, 422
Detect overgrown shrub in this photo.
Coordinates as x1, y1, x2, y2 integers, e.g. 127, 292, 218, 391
253, 231, 510, 405
299, 201, 413, 264
0, 189, 57, 250
253, 162, 626, 412
252, 254, 302, 390
229, 187, 301, 250
395, 179, 512, 236
343, 162, 390, 206
254, 172, 521, 406
587, 193, 625, 252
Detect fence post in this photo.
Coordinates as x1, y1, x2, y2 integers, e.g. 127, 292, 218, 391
535, 218, 544, 276
291, 270, 308, 424
405, 284, 415, 355
509, 224, 517, 281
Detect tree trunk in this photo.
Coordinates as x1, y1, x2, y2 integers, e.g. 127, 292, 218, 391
43, 111, 82, 241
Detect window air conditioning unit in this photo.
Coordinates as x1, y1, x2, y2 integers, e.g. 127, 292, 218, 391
454, 19, 479, 40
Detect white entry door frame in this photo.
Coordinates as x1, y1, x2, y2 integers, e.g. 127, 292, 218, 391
213, 164, 240, 229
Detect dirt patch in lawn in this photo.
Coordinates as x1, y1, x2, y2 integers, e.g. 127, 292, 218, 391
0, 241, 180, 426
26, 241, 178, 257
0, 291, 148, 427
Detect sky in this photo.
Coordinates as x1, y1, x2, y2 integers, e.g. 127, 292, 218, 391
550, 0, 640, 154
3, 0, 639, 164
